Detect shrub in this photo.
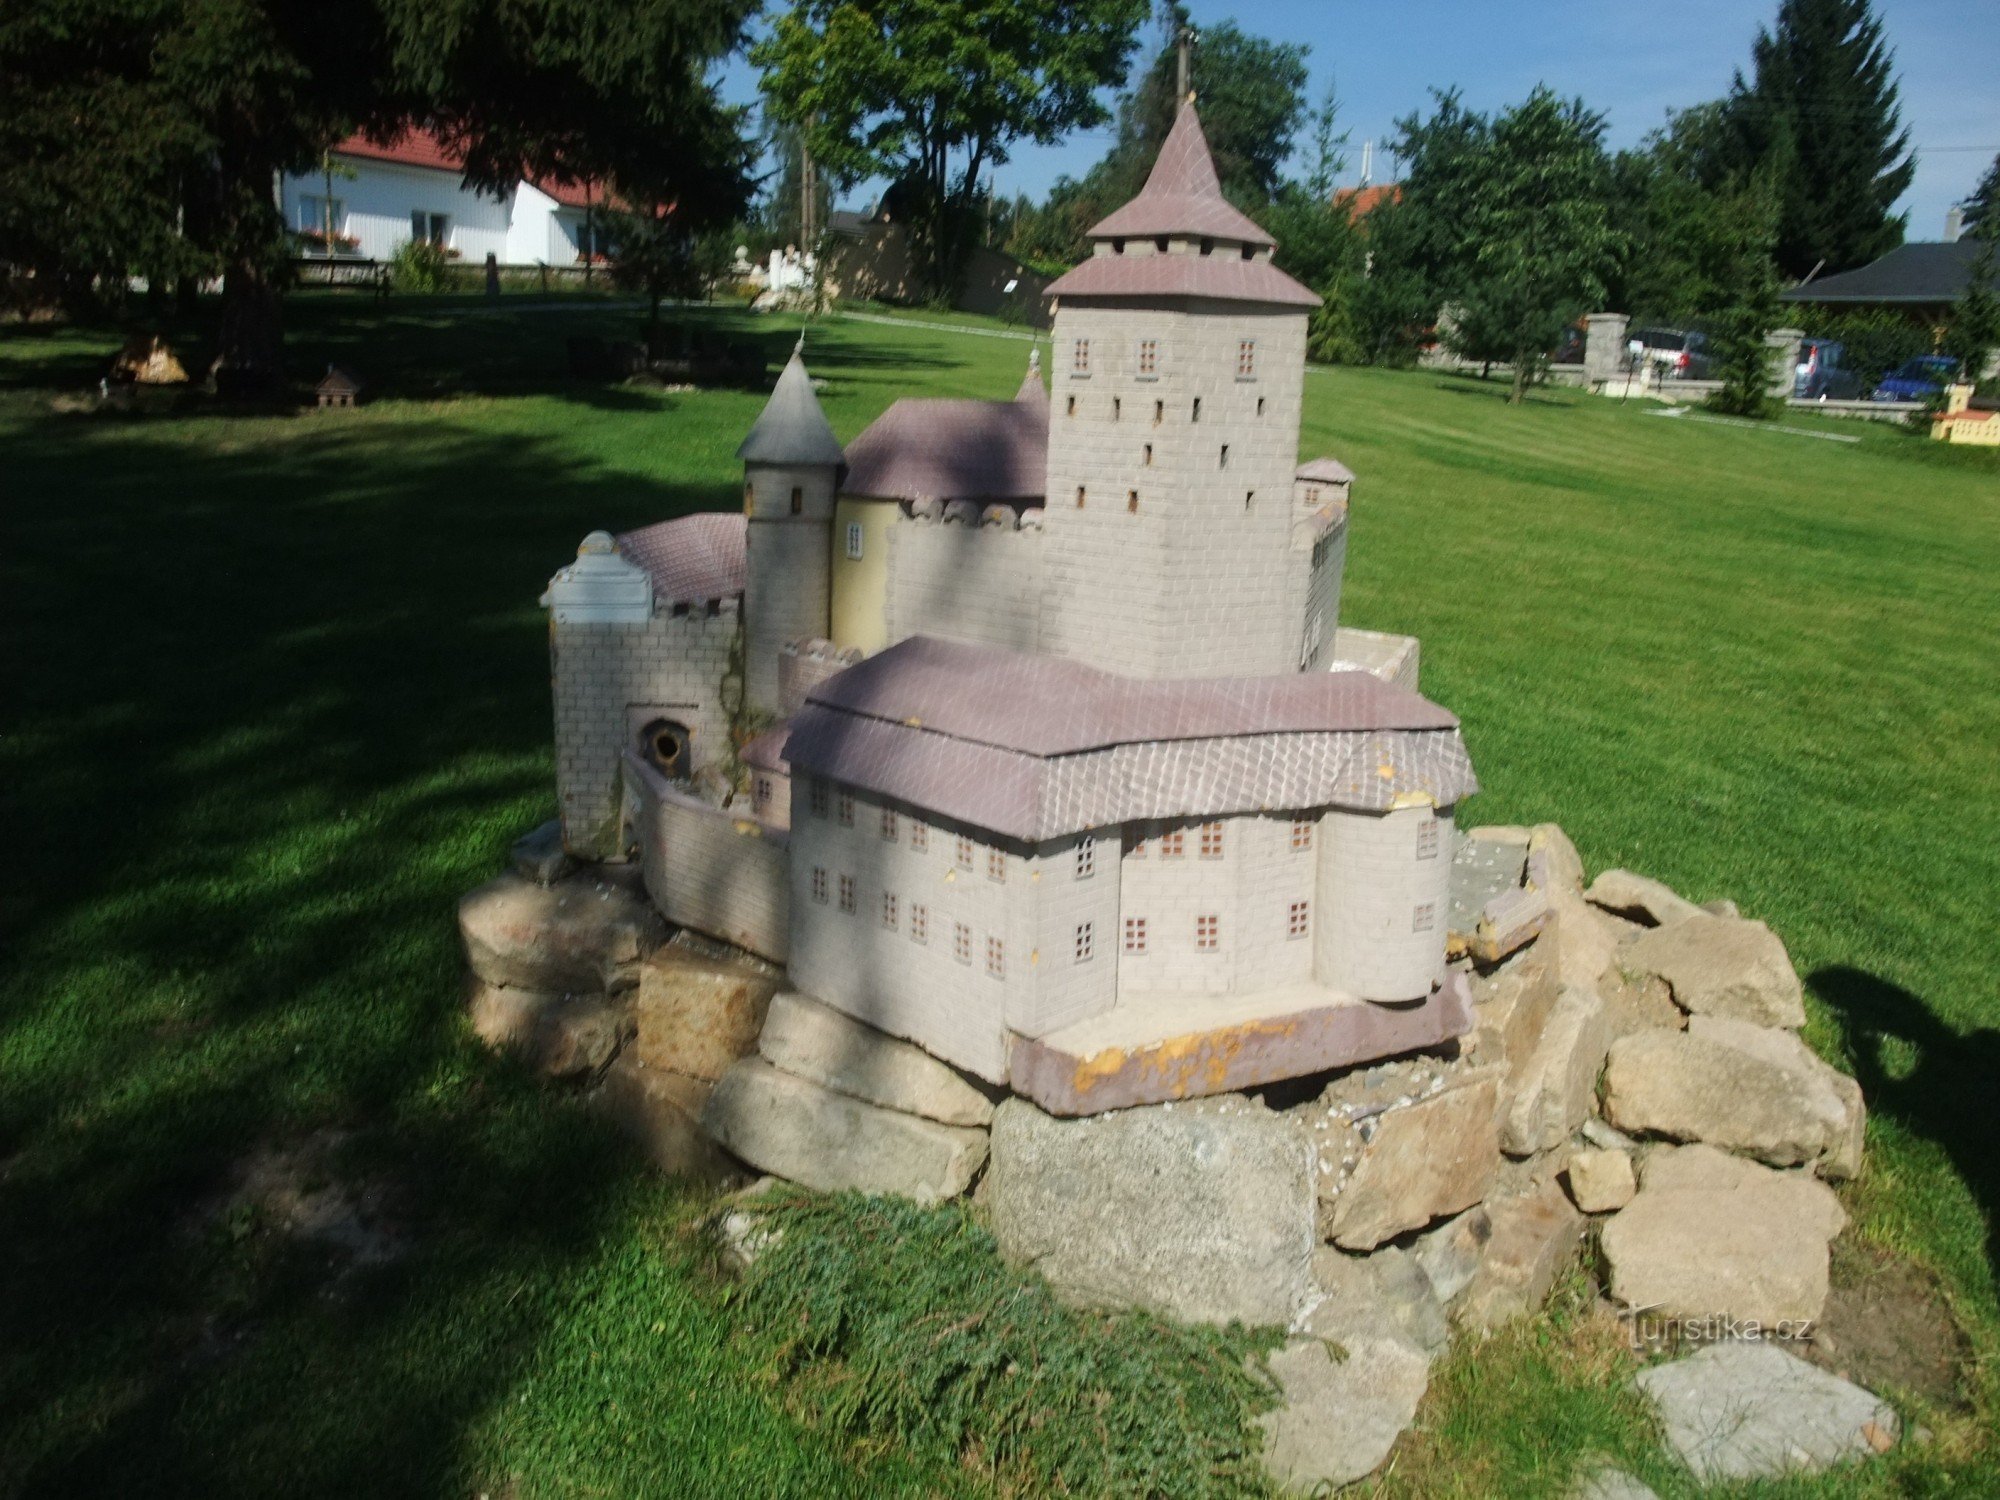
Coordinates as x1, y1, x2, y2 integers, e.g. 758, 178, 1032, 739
390, 239, 454, 294
723, 1191, 1282, 1498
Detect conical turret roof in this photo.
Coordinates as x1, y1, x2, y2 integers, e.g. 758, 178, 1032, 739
1087, 103, 1274, 246
737, 345, 844, 467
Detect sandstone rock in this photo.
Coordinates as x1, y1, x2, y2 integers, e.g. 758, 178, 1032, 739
1701, 897, 1740, 918
1566, 1147, 1636, 1213
1602, 1144, 1846, 1328
634, 945, 782, 1082
466, 979, 560, 1052
591, 1055, 737, 1180
1581, 1117, 1637, 1152
509, 819, 574, 886
702, 1058, 987, 1203
1618, 914, 1806, 1029
1501, 986, 1610, 1157
459, 871, 665, 994
1528, 823, 1585, 896
986, 1096, 1315, 1327
1544, 890, 1634, 997
1585, 868, 1706, 927
1257, 1337, 1430, 1492
1688, 1016, 1864, 1179
1467, 824, 1532, 846
1601, 1025, 1854, 1170
1409, 1206, 1491, 1308
1597, 963, 1685, 1041
1306, 1246, 1450, 1356
1327, 1073, 1501, 1250
758, 992, 994, 1127
1454, 1178, 1585, 1332
1635, 1341, 1897, 1482
1467, 941, 1560, 1074
467, 981, 629, 1080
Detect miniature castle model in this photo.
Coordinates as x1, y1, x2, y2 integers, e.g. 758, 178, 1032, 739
543, 105, 1480, 1114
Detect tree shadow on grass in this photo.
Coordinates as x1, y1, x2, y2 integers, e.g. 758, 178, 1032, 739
1811, 965, 2000, 1283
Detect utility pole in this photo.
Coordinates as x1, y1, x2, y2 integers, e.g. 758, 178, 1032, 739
1176, 24, 1196, 102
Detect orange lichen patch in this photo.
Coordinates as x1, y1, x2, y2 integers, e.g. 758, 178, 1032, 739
1069, 1046, 1130, 1095
1071, 1015, 1308, 1100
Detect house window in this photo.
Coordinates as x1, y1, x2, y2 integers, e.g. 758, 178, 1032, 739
1137, 339, 1159, 378
1124, 916, 1148, 954
1075, 922, 1095, 963
880, 807, 898, 841
1160, 829, 1185, 859
790, 486, 804, 515
1291, 817, 1314, 851
838, 874, 856, 914
987, 936, 1006, 979
910, 904, 929, 944
1196, 914, 1220, 951
1237, 339, 1257, 378
410, 210, 449, 247
837, 791, 855, 827
810, 779, 830, 818
845, 522, 864, 561
811, 867, 828, 904
955, 836, 974, 870
1413, 902, 1436, 933
987, 849, 1007, 884
954, 922, 972, 964
1289, 900, 1311, 939
1199, 821, 1224, 859
1072, 338, 1090, 375
1417, 820, 1440, 859
1076, 835, 1096, 879
882, 892, 899, 929
299, 195, 346, 243
910, 821, 928, 853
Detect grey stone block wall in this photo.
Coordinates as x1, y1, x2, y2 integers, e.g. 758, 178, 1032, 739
1040, 300, 1312, 680
1023, 828, 1122, 1038
1300, 516, 1348, 670
1315, 805, 1456, 1000
883, 515, 1043, 653
629, 754, 791, 962
1115, 814, 1315, 996
551, 607, 736, 859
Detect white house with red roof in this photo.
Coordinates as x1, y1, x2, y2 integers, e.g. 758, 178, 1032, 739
281, 128, 607, 266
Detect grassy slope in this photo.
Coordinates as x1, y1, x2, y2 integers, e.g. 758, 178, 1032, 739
1, 296, 1994, 1497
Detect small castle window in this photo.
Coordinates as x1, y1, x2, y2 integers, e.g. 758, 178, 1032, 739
1413, 903, 1436, 933
790, 485, 804, 514
910, 904, 929, 944
1076, 485, 1086, 508
1289, 900, 1311, 939
1075, 922, 1095, 963
845, 522, 864, 561
1112, 237, 1126, 254
910, 821, 928, 853
1067, 394, 1076, 416
987, 936, 1006, 979
755, 775, 772, 808
1192, 397, 1202, 422
1076, 835, 1096, 878
1137, 339, 1159, 378
1291, 817, 1314, 851
1257, 397, 1266, 416
1113, 396, 1121, 421
880, 807, 898, 841
837, 791, 855, 827
810, 779, 830, 818
1160, 829, 1185, 859
1237, 339, 1257, 378
1199, 237, 1214, 256
1417, 820, 1440, 860
838, 874, 856, 914
1241, 244, 1255, 261
1245, 491, 1255, 511
956, 836, 974, 869
1127, 490, 1139, 513
1124, 916, 1148, 954
1072, 338, 1090, 375
882, 892, 898, 929
988, 849, 1007, 883
1196, 914, 1220, 950
1219, 444, 1229, 469
954, 922, 972, 964
1143, 443, 1153, 466
1154, 235, 1168, 253
1153, 400, 1164, 424
811, 867, 828, 903
1199, 822, 1224, 858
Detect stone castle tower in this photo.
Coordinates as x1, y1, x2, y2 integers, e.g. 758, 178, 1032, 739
1038, 102, 1320, 680
739, 345, 845, 719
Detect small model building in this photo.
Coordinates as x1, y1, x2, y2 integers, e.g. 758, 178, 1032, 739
315, 365, 363, 409
1931, 382, 1999, 445
541, 104, 1480, 1114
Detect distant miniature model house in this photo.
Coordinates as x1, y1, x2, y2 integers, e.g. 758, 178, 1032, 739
316, 366, 363, 409
1932, 383, 1999, 445
539, 102, 1477, 1115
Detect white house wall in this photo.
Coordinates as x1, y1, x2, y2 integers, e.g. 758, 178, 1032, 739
282, 160, 584, 265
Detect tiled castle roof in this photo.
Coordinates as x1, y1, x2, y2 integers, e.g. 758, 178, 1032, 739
784, 637, 1478, 841
1088, 104, 1274, 246
737, 346, 845, 468
616, 512, 745, 604
841, 397, 1047, 503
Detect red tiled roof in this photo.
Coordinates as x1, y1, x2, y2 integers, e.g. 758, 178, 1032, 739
841, 398, 1048, 502
1332, 184, 1402, 221
1089, 104, 1274, 246
616, 512, 745, 604
1044, 251, 1318, 307
330, 128, 605, 209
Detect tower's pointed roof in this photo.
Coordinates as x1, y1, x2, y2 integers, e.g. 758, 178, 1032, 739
737, 344, 845, 467
1087, 102, 1274, 246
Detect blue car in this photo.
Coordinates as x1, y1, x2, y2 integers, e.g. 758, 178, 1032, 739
1871, 355, 1959, 403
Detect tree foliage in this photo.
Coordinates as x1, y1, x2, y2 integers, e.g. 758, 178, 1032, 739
754, 0, 1144, 301
1964, 153, 2000, 241
1705, 175, 1785, 417
1721, 0, 1913, 278
1944, 240, 1999, 382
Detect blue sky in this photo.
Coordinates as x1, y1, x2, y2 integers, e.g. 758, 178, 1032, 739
718, 0, 1999, 242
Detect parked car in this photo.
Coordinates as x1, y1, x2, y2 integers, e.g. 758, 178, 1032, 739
1628, 327, 1713, 380
1794, 339, 1863, 400
1871, 355, 1960, 403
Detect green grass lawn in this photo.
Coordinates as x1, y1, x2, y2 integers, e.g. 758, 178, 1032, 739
2, 294, 1995, 1497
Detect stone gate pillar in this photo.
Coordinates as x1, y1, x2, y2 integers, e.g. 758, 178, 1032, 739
1584, 313, 1629, 389
1765, 328, 1805, 400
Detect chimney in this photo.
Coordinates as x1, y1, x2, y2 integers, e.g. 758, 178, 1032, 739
1946, 205, 1965, 243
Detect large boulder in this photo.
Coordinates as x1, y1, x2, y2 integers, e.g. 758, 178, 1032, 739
758, 992, 994, 1127
1601, 1144, 1846, 1328
466, 981, 630, 1080
1584, 868, 1706, 927
1617, 913, 1806, 1028
1257, 1336, 1430, 1493
459, 871, 665, 994
1466, 941, 1560, 1076
1527, 823, 1585, 897
1501, 986, 1610, 1157
634, 942, 783, 1082
1324, 1072, 1502, 1250
591, 1055, 738, 1180
1635, 1341, 1897, 1482
985, 1096, 1316, 1327
1452, 1177, 1585, 1332
1543, 891, 1631, 996
1601, 1021, 1860, 1172
1305, 1246, 1450, 1356
702, 1057, 988, 1203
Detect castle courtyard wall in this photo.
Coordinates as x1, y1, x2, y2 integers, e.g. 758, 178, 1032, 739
627, 753, 790, 962
882, 513, 1044, 654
